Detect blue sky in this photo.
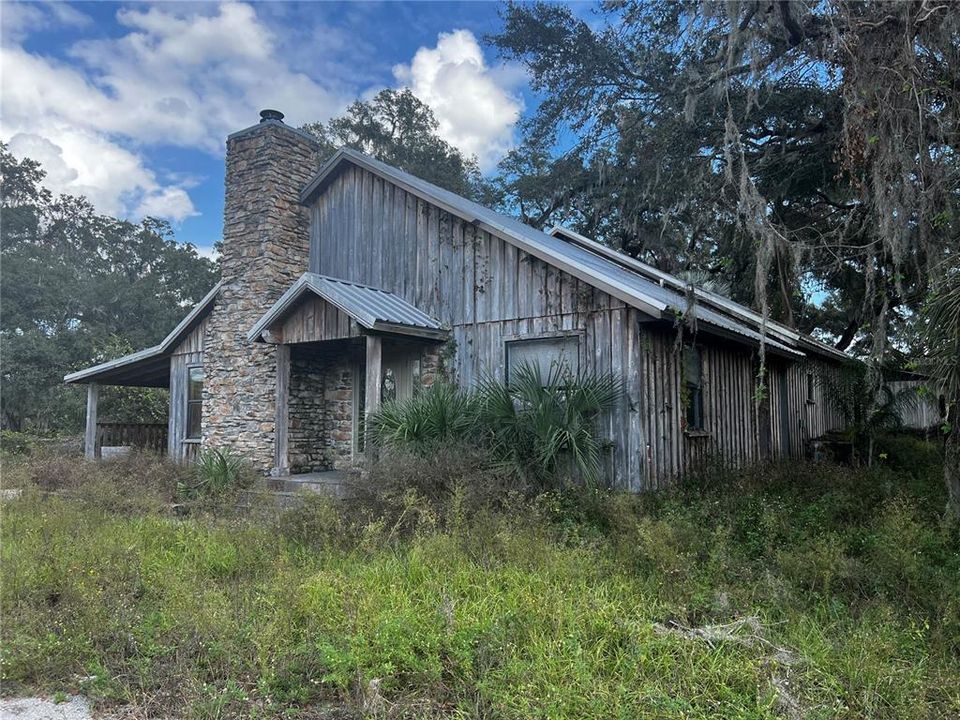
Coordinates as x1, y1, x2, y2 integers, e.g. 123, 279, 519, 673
1, 1, 556, 256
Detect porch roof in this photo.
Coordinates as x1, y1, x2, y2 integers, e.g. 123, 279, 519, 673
247, 272, 446, 343
63, 281, 223, 387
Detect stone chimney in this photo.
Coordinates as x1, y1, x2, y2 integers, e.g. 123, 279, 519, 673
203, 110, 322, 471
220, 108, 321, 287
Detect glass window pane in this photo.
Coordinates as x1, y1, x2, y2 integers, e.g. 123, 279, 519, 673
188, 367, 204, 401
686, 385, 704, 430
186, 402, 201, 439
381, 367, 396, 403
683, 347, 702, 386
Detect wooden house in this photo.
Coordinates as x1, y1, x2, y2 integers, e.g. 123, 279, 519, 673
65, 110, 851, 490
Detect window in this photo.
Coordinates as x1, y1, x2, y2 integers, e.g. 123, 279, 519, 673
806, 372, 815, 403
683, 346, 704, 431
185, 366, 203, 440
505, 335, 579, 384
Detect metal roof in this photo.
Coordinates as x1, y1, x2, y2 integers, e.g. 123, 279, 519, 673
64, 281, 223, 386
247, 273, 446, 343
548, 226, 850, 362
302, 149, 841, 360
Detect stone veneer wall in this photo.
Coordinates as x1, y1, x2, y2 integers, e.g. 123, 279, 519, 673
288, 346, 327, 473
322, 362, 356, 470
202, 119, 321, 472
288, 344, 359, 473
288, 342, 444, 473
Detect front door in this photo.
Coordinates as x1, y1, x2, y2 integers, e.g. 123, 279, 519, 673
380, 348, 421, 404
353, 344, 423, 455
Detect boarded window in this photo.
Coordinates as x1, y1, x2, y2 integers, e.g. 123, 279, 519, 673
505, 335, 579, 384
683, 346, 704, 430
186, 366, 203, 440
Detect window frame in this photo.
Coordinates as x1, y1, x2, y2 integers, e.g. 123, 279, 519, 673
806, 371, 816, 404
683, 345, 705, 432
184, 364, 204, 442
503, 331, 582, 386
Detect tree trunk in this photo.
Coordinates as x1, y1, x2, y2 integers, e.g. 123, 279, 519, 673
945, 406, 960, 521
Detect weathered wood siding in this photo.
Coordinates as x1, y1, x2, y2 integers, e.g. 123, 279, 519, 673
279, 296, 362, 344
768, 361, 846, 460
168, 317, 207, 463
633, 331, 769, 488
308, 165, 845, 489
886, 380, 940, 430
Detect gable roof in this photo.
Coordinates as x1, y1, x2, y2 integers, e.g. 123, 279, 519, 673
247, 273, 446, 343
548, 226, 850, 363
64, 281, 223, 386
301, 149, 845, 361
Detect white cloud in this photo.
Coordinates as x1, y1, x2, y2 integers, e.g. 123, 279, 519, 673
393, 29, 523, 170
5, 128, 198, 221
1, 2, 92, 44
0, 2, 349, 221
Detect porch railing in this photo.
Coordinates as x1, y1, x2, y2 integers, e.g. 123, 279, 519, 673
96, 422, 168, 455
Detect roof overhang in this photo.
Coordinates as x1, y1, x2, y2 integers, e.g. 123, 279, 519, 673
64, 281, 223, 386
248, 273, 447, 343
549, 225, 851, 363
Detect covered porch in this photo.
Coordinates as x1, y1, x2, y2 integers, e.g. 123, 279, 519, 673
249, 272, 447, 477
64, 283, 220, 461
64, 354, 172, 461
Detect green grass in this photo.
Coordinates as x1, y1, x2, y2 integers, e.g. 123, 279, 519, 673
1, 439, 958, 719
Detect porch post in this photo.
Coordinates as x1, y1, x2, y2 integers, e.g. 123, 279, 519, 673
84, 383, 99, 460
364, 335, 383, 443
273, 344, 290, 477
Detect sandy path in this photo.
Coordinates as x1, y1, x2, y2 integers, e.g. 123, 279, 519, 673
0, 696, 93, 720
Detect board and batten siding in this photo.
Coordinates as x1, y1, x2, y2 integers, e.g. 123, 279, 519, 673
307, 164, 840, 490
279, 296, 363, 344
168, 316, 207, 463
768, 361, 846, 460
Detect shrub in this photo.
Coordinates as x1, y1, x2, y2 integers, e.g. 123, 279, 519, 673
371, 382, 477, 450
0, 429, 37, 456
475, 363, 622, 486
347, 444, 519, 537
371, 365, 623, 489
177, 448, 251, 501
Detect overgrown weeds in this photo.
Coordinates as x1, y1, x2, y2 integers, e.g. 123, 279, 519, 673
2, 435, 958, 719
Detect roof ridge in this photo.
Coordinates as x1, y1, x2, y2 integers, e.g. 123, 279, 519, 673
300, 149, 849, 362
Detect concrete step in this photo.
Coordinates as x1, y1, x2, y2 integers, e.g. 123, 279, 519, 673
252, 470, 357, 498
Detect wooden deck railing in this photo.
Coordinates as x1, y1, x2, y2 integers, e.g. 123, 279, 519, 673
96, 422, 168, 455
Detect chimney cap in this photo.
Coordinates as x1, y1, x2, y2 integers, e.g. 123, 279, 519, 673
259, 109, 284, 123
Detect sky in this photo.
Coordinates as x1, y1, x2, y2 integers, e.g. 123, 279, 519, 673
0, 1, 547, 256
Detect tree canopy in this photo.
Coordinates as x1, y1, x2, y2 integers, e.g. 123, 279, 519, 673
302, 88, 486, 200
0, 144, 218, 432
490, 1, 959, 356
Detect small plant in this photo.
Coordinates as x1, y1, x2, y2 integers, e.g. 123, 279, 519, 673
178, 448, 248, 500
371, 382, 477, 451
821, 363, 914, 466
0, 429, 37, 457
